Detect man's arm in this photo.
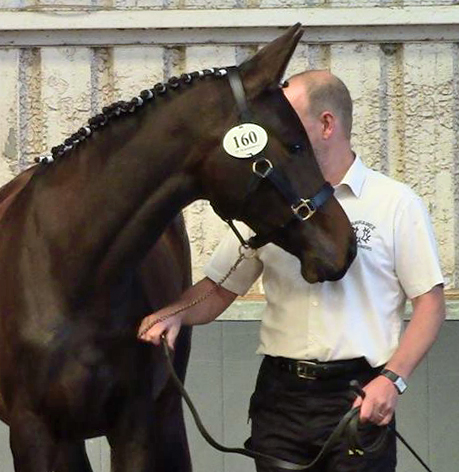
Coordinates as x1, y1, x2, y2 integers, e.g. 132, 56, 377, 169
137, 277, 238, 348
385, 283, 445, 378
354, 284, 445, 425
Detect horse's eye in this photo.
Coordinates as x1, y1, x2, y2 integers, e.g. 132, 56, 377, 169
289, 144, 303, 154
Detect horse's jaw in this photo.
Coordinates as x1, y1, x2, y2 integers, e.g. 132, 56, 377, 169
297, 240, 357, 283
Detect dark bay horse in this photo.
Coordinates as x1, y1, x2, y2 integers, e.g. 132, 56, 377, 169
0, 166, 193, 472
0, 24, 356, 472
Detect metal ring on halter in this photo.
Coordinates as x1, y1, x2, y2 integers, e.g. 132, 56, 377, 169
238, 244, 257, 259
291, 199, 317, 221
252, 158, 273, 178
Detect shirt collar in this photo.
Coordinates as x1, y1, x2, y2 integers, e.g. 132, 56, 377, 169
335, 154, 367, 198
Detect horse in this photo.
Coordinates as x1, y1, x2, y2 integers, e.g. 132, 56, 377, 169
0, 23, 356, 472
0, 167, 193, 472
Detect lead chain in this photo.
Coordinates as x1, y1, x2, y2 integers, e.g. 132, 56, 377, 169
139, 248, 252, 337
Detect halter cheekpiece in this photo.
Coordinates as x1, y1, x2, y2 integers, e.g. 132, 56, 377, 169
222, 66, 335, 250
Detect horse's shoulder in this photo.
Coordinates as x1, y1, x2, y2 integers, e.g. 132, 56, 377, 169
139, 214, 191, 310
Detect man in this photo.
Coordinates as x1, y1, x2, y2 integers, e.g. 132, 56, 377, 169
138, 70, 445, 471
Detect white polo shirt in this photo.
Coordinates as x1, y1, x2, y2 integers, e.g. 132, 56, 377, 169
204, 156, 444, 367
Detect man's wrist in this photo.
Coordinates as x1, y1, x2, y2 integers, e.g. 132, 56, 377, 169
380, 369, 408, 394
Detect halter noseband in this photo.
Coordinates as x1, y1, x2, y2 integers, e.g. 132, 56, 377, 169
222, 66, 334, 250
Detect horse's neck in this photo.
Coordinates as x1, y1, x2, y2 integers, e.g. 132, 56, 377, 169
0, 167, 36, 220
28, 99, 202, 296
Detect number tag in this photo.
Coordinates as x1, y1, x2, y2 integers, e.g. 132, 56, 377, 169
222, 123, 268, 159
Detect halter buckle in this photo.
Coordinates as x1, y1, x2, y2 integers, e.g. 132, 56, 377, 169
291, 199, 317, 221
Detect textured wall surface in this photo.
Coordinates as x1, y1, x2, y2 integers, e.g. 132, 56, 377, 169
1, 1, 458, 294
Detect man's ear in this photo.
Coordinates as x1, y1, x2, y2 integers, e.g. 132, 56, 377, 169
320, 111, 335, 139
238, 24, 304, 99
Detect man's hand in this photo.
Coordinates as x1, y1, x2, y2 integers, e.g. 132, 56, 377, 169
352, 375, 398, 426
137, 278, 237, 350
137, 312, 184, 349
351, 285, 444, 426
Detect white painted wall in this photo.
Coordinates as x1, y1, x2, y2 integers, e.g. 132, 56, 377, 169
1, 1, 458, 292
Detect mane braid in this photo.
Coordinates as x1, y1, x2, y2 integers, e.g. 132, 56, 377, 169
35, 67, 228, 165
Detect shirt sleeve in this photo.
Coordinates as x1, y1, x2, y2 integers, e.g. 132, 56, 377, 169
394, 193, 444, 299
204, 222, 263, 296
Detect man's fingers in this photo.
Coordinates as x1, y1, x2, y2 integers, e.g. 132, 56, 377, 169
165, 325, 180, 350
137, 313, 182, 350
360, 402, 394, 425
352, 396, 363, 409
138, 323, 164, 345
140, 330, 159, 345
138, 321, 180, 349
375, 410, 394, 426
137, 315, 157, 339
358, 402, 371, 423
373, 409, 387, 425
359, 399, 381, 424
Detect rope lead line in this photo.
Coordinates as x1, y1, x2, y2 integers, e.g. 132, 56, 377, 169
160, 336, 435, 472
161, 334, 350, 470
138, 250, 247, 338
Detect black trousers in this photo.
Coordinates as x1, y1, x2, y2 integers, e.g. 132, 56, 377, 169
248, 357, 397, 472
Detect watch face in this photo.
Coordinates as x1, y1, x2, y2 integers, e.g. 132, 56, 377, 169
394, 377, 407, 394
382, 369, 407, 394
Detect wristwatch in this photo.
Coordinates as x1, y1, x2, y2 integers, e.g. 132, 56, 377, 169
380, 369, 407, 394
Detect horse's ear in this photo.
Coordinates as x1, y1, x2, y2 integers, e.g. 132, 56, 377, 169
239, 23, 303, 97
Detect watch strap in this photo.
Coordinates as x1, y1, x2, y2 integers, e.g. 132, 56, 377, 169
381, 368, 407, 394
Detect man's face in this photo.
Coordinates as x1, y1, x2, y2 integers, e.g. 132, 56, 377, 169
284, 82, 327, 168
297, 96, 326, 167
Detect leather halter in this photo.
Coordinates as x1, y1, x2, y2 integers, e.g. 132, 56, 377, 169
222, 67, 335, 250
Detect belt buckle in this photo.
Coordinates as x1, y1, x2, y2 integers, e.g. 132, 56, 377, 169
296, 361, 317, 380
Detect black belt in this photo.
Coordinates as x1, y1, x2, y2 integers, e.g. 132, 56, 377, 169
266, 356, 374, 380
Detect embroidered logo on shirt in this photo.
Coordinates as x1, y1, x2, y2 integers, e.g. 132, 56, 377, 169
352, 220, 375, 251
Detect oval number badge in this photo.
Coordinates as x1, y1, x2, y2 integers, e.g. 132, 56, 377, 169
223, 123, 268, 159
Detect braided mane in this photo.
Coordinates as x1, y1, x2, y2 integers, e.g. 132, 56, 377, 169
36, 67, 228, 164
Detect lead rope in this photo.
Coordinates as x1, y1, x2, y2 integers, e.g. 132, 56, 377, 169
138, 243, 434, 471
161, 338, 435, 472
138, 246, 255, 337
161, 333, 365, 471
349, 382, 434, 472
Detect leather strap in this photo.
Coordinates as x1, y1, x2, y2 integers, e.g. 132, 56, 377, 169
160, 336, 435, 472
227, 67, 252, 122
268, 355, 373, 380
161, 336, 391, 471
221, 66, 335, 250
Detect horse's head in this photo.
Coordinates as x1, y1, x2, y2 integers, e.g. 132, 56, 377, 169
199, 24, 356, 283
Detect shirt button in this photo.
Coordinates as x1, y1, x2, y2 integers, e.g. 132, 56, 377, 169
311, 300, 319, 307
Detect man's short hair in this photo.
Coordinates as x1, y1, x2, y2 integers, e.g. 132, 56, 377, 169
291, 71, 353, 140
